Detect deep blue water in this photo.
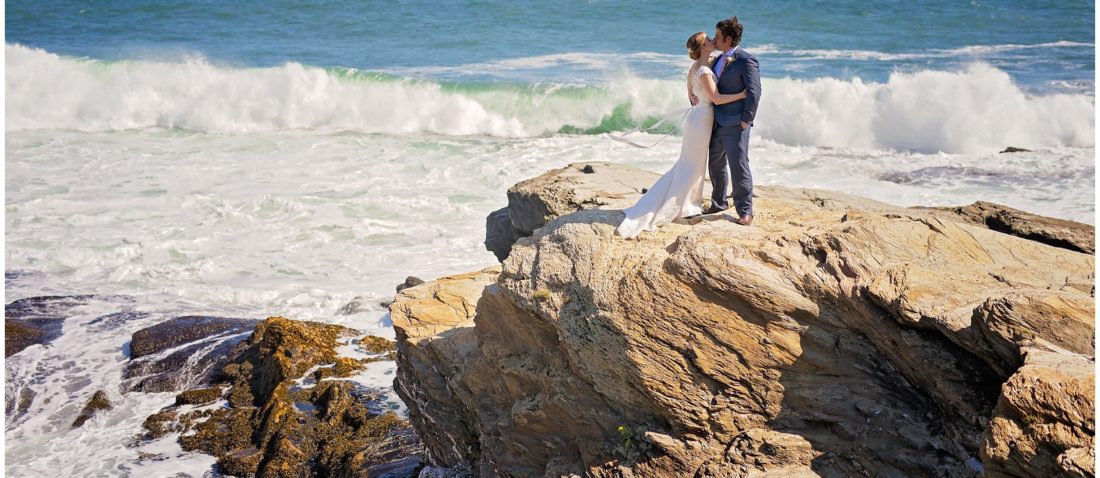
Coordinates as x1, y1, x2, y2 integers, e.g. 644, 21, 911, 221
7, 0, 1096, 91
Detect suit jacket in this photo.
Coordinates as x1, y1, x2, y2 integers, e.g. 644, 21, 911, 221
712, 47, 761, 127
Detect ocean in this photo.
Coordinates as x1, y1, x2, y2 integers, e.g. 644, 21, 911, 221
4, 1, 1096, 476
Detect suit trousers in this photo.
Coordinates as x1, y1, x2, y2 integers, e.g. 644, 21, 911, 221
707, 123, 753, 216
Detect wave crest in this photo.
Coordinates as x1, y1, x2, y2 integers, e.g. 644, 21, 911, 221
6, 44, 1094, 153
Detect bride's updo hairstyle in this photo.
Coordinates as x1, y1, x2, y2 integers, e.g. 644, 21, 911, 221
685, 32, 707, 60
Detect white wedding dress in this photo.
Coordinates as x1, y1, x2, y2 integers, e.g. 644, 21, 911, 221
617, 66, 715, 239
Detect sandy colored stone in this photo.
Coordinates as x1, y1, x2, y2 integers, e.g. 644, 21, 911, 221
982, 347, 1095, 478
390, 267, 501, 470
394, 163, 1095, 477
925, 200, 1095, 254
505, 161, 659, 235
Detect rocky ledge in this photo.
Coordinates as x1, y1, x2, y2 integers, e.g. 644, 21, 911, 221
396, 162, 1095, 477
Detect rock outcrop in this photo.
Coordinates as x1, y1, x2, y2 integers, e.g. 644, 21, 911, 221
139, 316, 423, 477
926, 201, 1095, 254
397, 162, 1095, 477
484, 162, 660, 262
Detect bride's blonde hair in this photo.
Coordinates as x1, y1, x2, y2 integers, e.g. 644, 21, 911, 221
686, 32, 707, 60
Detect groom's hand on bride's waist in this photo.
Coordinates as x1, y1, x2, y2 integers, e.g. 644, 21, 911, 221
689, 93, 699, 106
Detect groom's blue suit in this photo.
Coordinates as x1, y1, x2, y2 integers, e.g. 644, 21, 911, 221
709, 46, 761, 217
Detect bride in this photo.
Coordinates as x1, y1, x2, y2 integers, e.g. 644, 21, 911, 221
616, 32, 746, 239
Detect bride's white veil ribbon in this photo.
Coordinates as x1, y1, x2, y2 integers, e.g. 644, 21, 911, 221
604, 106, 693, 148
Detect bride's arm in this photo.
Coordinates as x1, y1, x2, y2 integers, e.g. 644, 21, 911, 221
687, 72, 698, 106
699, 74, 747, 105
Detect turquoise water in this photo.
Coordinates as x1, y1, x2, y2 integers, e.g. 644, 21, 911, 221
7, 0, 1095, 91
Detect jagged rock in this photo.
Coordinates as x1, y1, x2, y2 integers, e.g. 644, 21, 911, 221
1000, 146, 1032, 153
140, 316, 424, 477
485, 207, 521, 262
123, 316, 256, 393
394, 164, 1095, 477
71, 390, 112, 428
175, 387, 224, 406
982, 347, 1095, 478
391, 268, 501, 471
923, 201, 1094, 254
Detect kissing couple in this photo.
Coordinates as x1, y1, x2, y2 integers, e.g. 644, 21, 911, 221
617, 16, 761, 239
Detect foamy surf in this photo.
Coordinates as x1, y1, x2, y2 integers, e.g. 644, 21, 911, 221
7, 44, 1094, 154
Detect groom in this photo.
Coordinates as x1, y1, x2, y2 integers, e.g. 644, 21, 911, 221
703, 16, 760, 225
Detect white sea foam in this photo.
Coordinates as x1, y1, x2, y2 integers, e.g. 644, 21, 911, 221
8, 44, 1094, 154
759, 63, 1095, 153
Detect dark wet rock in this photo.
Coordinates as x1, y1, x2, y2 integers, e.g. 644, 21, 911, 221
129, 316, 255, 359
484, 207, 522, 262
125, 331, 251, 393
5, 387, 37, 423
396, 276, 425, 293
87, 310, 152, 331
5, 319, 64, 358
6, 294, 98, 319
1000, 146, 1032, 153
175, 387, 224, 406
139, 316, 424, 477
6, 294, 139, 356
336, 296, 370, 315
124, 316, 256, 393
72, 390, 112, 428
924, 201, 1095, 254
5, 295, 107, 357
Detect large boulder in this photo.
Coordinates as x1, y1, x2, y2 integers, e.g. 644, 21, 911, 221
398, 163, 1095, 477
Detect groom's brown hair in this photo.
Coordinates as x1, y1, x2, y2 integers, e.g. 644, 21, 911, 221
716, 17, 744, 47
